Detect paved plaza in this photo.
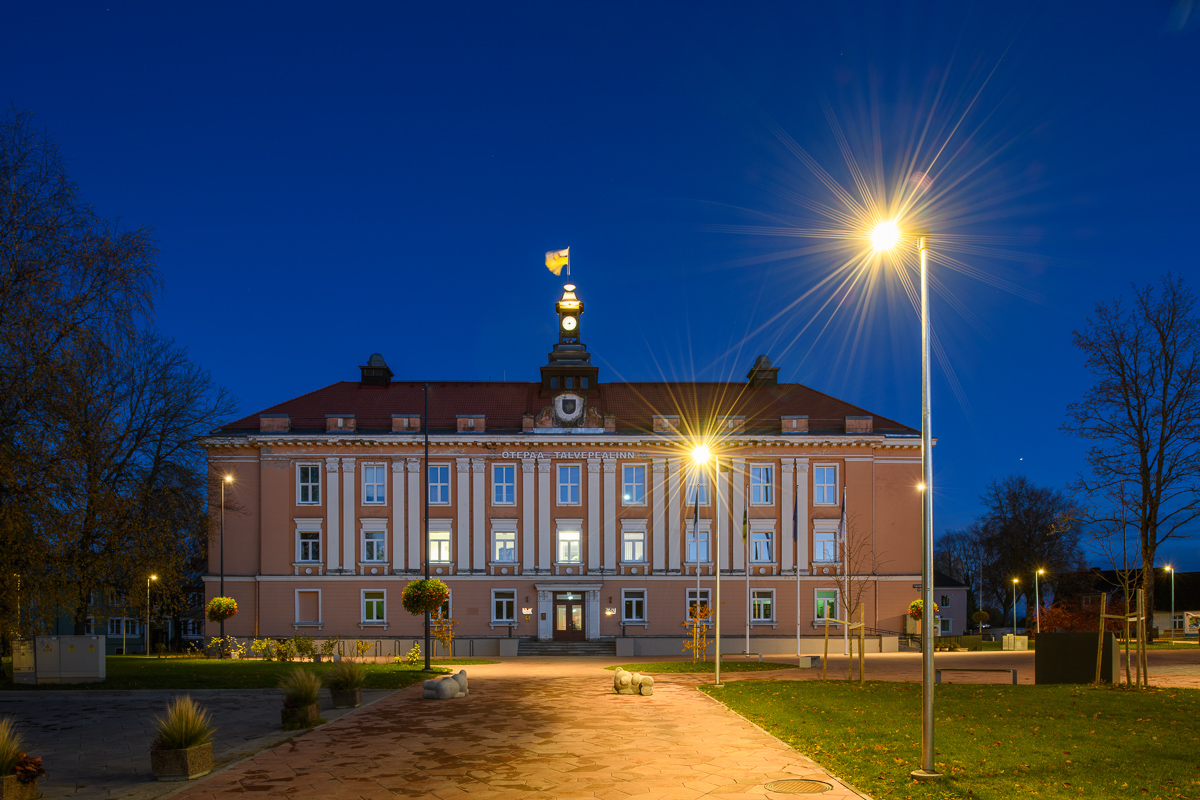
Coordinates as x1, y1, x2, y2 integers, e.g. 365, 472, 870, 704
3, 647, 1199, 800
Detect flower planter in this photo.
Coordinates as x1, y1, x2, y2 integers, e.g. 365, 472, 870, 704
330, 688, 362, 708
150, 742, 214, 781
0, 775, 38, 800
281, 703, 320, 729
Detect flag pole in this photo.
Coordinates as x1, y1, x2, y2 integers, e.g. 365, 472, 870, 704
744, 479, 750, 657
794, 479, 801, 663
423, 383, 431, 672
842, 487, 849, 656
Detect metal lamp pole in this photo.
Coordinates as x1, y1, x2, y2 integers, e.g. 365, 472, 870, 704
220, 475, 231, 643
1012, 579, 1019, 633
1034, 569, 1043, 634
146, 574, 157, 657
424, 383, 432, 671
714, 454, 723, 688
1167, 566, 1174, 641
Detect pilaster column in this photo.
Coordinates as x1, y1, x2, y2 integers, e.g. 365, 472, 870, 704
341, 458, 356, 572
455, 458, 470, 571
602, 458, 618, 571
537, 458, 552, 571
391, 459, 405, 570
667, 458, 682, 572
471, 458, 486, 572
781, 458, 795, 570
587, 459, 601, 571
795, 458, 810, 570
521, 459, 536, 570
731, 457, 746, 572
406, 458, 421, 571
325, 457, 340, 572
651, 459, 667, 573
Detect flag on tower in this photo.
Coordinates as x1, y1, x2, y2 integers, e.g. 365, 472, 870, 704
545, 247, 570, 276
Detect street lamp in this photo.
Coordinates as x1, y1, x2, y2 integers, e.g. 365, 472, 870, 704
220, 474, 233, 642
691, 445, 722, 688
875, 221, 938, 781
1012, 579, 1019, 634
146, 574, 158, 657
1034, 568, 1045, 634
1166, 565, 1175, 642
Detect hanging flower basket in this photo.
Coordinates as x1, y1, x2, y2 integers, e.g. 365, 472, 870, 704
402, 579, 450, 616
971, 610, 990, 624
908, 599, 939, 621
206, 597, 238, 623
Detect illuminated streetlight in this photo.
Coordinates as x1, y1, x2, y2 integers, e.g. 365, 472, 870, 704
1012, 579, 1019, 634
691, 445, 721, 687
1034, 568, 1045, 634
870, 220, 901, 252
1166, 565, 1175, 642
146, 574, 158, 658
220, 474, 233, 645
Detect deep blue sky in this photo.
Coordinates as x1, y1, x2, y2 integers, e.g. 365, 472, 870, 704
6, 2, 1198, 569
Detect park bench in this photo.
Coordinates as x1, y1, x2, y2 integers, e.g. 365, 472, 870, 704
935, 668, 1016, 685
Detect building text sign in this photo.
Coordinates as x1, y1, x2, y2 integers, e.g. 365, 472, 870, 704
501, 450, 640, 460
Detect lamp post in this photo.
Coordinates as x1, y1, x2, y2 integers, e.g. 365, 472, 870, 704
875, 221, 939, 780
1166, 565, 1175, 641
1034, 568, 1044, 634
691, 446, 722, 687
146, 574, 157, 657
1012, 579, 1019, 634
220, 474, 232, 642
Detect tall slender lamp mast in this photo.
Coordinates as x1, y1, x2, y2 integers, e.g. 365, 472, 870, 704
220, 475, 232, 642
1034, 569, 1044, 634
146, 574, 157, 657
424, 383, 431, 672
1167, 566, 1175, 641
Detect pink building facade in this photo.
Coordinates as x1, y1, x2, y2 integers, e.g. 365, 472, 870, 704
204, 285, 924, 655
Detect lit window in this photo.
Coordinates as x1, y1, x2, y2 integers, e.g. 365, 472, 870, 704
493, 529, 516, 562
750, 465, 774, 505
492, 464, 516, 505
428, 465, 450, 505
686, 471, 709, 505
814, 466, 837, 505
816, 589, 838, 624
623, 589, 646, 622
429, 530, 451, 562
363, 464, 386, 504
493, 590, 516, 623
557, 465, 581, 505
686, 588, 711, 617
752, 590, 774, 622
298, 464, 321, 504
363, 529, 385, 562
622, 464, 646, 504
298, 530, 321, 562
557, 529, 582, 563
751, 529, 773, 562
362, 591, 385, 623
622, 529, 646, 563
686, 524, 710, 563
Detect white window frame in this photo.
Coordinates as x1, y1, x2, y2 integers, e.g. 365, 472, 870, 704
939, 617, 952, 634
492, 463, 516, 506
686, 520, 712, 564
813, 464, 838, 506
428, 464, 451, 505
362, 463, 387, 505
492, 589, 516, 623
107, 617, 123, 636
556, 525, 582, 563
621, 463, 647, 505
362, 590, 386, 624
491, 520, 517, 563
940, 595, 951, 607
361, 520, 387, 563
295, 589, 322, 625
621, 523, 647, 563
297, 463, 321, 505
557, 464, 581, 505
685, 470, 710, 505
751, 589, 775, 622
295, 519, 322, 563
686, 588, 712, 619
428, 527, 452, 563
815, 588, 839, 626
622, 588, 647, 623
750, 464, 774, 506
812, 519, 839, 563
750, 524, 774, 563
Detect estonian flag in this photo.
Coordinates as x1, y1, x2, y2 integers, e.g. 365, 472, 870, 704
792, 487, 798, 542
837, 488, 847, 543
545, 247, 570, 276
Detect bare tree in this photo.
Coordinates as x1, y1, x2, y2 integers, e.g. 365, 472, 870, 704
1063, 274, 1200, 625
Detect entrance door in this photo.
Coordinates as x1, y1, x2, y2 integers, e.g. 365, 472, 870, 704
553, 592, 586, 641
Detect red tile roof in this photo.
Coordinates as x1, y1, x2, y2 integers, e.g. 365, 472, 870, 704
219, 380, 916, 436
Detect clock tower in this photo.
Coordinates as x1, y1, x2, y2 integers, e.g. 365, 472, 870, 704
541, 283, 599, 394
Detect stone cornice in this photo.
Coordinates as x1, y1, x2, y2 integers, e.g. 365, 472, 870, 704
202, 433, 925, 451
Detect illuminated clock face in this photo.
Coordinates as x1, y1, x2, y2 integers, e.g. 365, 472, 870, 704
561, 315, 578, 332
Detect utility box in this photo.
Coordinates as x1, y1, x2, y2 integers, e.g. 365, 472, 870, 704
12, 641, 36, 684
33, 635, 106, 684
1036, 632, 1118, 684
1003, 634, 1028, 651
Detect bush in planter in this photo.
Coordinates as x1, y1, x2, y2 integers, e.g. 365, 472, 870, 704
323, 661, 366, 708
0, 717, 44, 799
150, 696, 216, 781
401, 579, 450, 616
279, 669, 324, 730
205, 596, 238, 623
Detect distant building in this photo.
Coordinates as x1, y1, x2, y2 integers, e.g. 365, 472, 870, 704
202, 283, 927, 655
1056, 568, 1200, 637
935, 570, 969, 635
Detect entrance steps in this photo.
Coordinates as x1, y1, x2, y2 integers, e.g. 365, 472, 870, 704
518, 640, 616, 657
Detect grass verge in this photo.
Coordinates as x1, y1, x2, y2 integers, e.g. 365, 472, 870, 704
606, 660, 793, 673
0, 656, 462, 691
702, 679, 1198, 800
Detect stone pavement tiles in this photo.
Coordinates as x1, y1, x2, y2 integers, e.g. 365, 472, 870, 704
0, 688, 392, 800
168, 661, 868, 800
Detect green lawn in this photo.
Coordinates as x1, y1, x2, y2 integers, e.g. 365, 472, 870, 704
0, 656, 494, 691
607, 660, 794, 673
702, 680, 1198, 800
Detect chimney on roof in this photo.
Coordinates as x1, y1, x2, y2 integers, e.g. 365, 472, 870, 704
746, 354, 779, 387
360, 353, 393, 387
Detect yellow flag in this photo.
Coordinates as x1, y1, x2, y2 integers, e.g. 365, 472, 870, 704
545, 247, 570, 276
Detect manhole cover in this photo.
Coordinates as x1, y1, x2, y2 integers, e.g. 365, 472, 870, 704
764, 779, 833, 794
